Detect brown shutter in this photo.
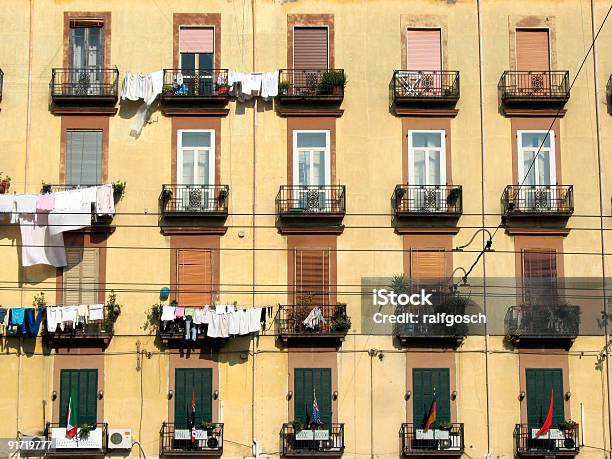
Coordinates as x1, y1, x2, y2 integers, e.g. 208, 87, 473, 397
63, 247, 99, 305
294, 248, 330, 304
410, 249, 445, 282
70, 18, 104, 28
407, 28, 442, 71
177, 249, 213, 306
522, 249, 557, 303
516, 29, 550, 71
293, 27, 329, 69
179, 27, 214, 53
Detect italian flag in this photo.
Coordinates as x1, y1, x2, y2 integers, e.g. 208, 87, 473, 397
65, 392, 78, 439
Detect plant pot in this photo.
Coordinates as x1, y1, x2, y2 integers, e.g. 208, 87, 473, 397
217, 86, 229, 95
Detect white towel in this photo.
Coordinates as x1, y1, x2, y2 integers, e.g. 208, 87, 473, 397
14, 195, 37, 214
89, 304, 104, 321
0, 195, 17, 223
228, 309, 239, 335
261, 71, 279, 99
207, 313, 219, 338
96, 184, 115, 216
19, 213, 67, 267
61, 306, 78, 328
161, 305, 175, 322
248, 307, 262, 333
46, 307, 62, 332
237, 309, 249, 335
80, 187, 98, 205
48, 203, 91, 235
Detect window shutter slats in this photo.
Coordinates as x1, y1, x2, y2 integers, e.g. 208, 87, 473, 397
63, 248, 99, 305
294, 27, 328, 69
411, 249, 445, 281
174, 368, 213, 427
66, 131, 102, 186
294, 368, 332, 428
516, 29, 550, 71
59, 369, 98, 427
295, 249, 330, 304
407, 29, 442, 71
179, 27, 214, 54
526, 368, 564, 428
177, 250, 213, 306
412, 368, 450, 426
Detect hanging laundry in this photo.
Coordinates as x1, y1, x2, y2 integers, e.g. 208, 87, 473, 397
89, 304, 104, 322
261, 71, 279, 100
48, 202, 92, 236
248, 307, 262, 333
46, 307, 62, 332
95, 184, 115, 216
207, 312, 219, 338
77, 304, 89, 325
0, 195, 17, 223
237, 309, 250, 335
122, 70, 164, 137
36, 193, 55, 212
174, 307, 185, 319
302, 307, 326, 329
61, 306, 78, 329
227, 305, 239, 335
23, 307, 44, 337
19, 213, 67, 267
14, 195, 37, 214
161, 305, 175, 322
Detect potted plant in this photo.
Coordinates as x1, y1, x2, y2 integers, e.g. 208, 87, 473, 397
317, 70, 347, 96
278, 79, 290, 96
77, 424, 94, 440
0, 172, 11, 194
33, 292, 46, 308
112, 181, 126, 202
331, 303, 351, 332
217, 83, 230, 95
41, 182, 52, 194
162, 187, 173, 204
201, 421, 215, 430
291, 419, 303, 433
438, 420, 453, 431
107, 290, 122, 318
558, 420, 578, 434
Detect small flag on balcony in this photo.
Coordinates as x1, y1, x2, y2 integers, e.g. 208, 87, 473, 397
65, 391, 78, 439
311, 388, 323, 426
535, 389, 554, 438
190, 388, 196, 444
424, 389, 437, 432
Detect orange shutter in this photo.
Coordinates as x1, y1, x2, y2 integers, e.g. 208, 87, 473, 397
294, 248, 330, 304
179, 27, 214, 53
177, 249, 213, 306
407, 29, 442, 71
516, 29, 550, 71
410, 249, 446, 282
293, 27, 329, 69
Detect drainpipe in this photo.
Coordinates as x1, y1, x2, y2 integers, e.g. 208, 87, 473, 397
476, 0, 492, 456
590, 1, 611, 456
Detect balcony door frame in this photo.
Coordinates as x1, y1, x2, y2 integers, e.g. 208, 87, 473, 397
517, 130, 556, 186
292, 130, 331, 187
407, 130, 446, 186
177, 129, 216, 186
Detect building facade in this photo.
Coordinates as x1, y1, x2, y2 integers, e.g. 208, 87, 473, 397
1, 0, 612, 458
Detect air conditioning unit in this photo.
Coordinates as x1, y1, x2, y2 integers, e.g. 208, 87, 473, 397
108, 428, 132, 449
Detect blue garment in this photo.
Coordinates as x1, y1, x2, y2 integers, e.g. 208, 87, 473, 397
0, 308, 6, 324
9, 308, 25, 326
22, 307, 44, 337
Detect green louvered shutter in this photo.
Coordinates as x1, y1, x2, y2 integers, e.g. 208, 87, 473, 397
294, 368, 332, 428
413, 368, 450, 427
174, 368, 213, 428
526, 368, 564, 429
59, 369, 98, 426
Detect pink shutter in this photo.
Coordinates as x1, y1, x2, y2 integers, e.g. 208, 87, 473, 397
293, 27, 329, 69
516, 29, 550, 71
179, 27, 214, 53
407, 29, 442, 71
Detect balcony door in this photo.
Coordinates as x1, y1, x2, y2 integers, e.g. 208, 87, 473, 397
408, 131, 446, 211
179, 27, 214, 96
293, 27, 329, 96
516, 29, 551, 94
59, 369, 98, 427
412, 368, 450, 427
177, 130, 215, 211
517, 131, 556, 211
525, 368, 564, 430
70, 22, 104, 95
294, 368, 332, 428
293, 131, 331, 212
404, 28, 442, 96
174, 368, 213, 429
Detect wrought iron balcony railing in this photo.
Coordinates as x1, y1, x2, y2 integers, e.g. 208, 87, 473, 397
0, 68, 3, 103
278, 304, 350, 339
276, 185, 345, 216
44, 304, 116, 347
393, 185, 462, 215
281, 423, 345, 457
502, 185, 574, 216
160, 422, 223, 456
160, 184, 229, 216
44, 422, 108, 455
499, 71, 570, 104
51, 68, 119, 99
161, 69, 230, 99
401, 423, 465, 455
278, 69, 345, 99
607, 75, 612, 107
392, 70, 460, 103
505, 304, 580, 339
514, 424, 579, 456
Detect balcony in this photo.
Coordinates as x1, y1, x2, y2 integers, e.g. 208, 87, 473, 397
401, 423, 464, 457
276, 185, 346, 234
391, 70, 460, 114
392, 185, 462, 232
278, 304, 350, 346
394, 292, 469, 348
50, 68, 119, 115
160, 422, 223, 456
505, 303, 580, 349
159, 184, 229, 235
498, 71, 570, 115
502, 185, 573, 229
44, 304, 115, 349
160, 69, 230, 115
41, 184, 120, 226
281, 423, 345, 457
277, 69, 345, 116
158, 315, 224, 348
514, 424, 579, 457
44, 422, 107, 457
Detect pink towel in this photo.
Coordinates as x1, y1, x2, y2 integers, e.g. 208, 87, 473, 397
174, 307, 185, 319
36, 193, 55, 211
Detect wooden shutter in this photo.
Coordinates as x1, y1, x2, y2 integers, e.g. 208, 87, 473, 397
410, 249, 446, 282
294, 27, 328, 69
522, 249, 557, 302
407, 28, 442, 71
295, 248, 330, 304
174, 368, 213, 428
413, 368, 451, 426
526, 368, 564, 428
63, 248, 99, 305
516, 29, 550, 71
59, 369, 98, 426
66, 130, 103, 186
177, 249, 213, 306
294, 368, 332, 427
179, 27, 214, 53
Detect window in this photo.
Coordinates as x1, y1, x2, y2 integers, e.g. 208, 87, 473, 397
516, 29, 550, 72
412, 368, 450, 427
525, 368, 564, 429
177, 249, 213, 306
293, 27, 329, 69
178, 130, 215, 185
522, 249, 557, 303
294, 368, 332, 428
408, 131, 446, 211
59, 369, 98, 426
70, 21, 104, 69
518, 131, 555, 186
410, 248, 446, 283
66, 130, 103, 186
174, 368, 213, 428
63, 247, 99, 305
294, 131, 330, 187
407, 28, 442, 71
294, 248, 330, 304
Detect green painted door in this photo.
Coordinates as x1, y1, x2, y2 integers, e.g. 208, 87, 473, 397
59, 369, 98, 427
413, 368, 450, 427
174, 368, 213, 428
294, 368, 332, 428
526, 368, 564, 429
